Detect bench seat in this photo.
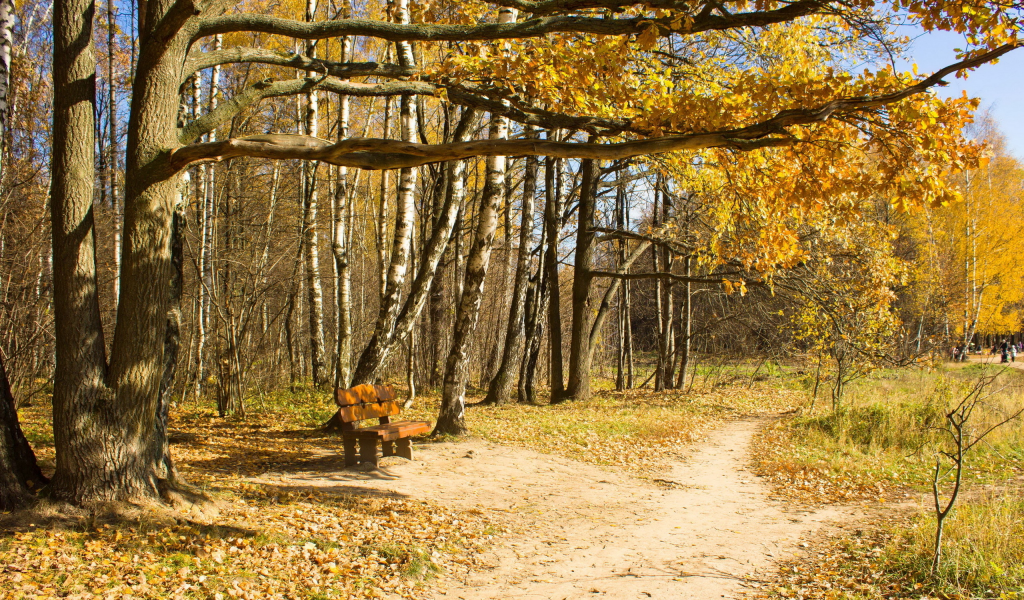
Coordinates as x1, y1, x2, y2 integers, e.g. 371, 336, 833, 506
346, 421, 431, 441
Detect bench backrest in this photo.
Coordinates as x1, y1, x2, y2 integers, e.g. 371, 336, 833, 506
335, 384, 396, 407
334, 384, 399, 425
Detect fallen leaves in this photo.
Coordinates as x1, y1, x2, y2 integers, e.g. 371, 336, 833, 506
3, 401, 499, 600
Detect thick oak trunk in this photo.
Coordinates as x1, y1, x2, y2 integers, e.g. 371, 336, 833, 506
49, 0, 195, 503
48, 0, 122, 503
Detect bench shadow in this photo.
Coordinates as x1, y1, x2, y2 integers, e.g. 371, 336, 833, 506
176, 425, 429, 497
243, 482, 411, 500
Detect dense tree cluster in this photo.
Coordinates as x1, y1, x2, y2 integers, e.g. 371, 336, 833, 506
0, 0, 1021, 507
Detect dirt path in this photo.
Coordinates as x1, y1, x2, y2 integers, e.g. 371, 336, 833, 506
252, 417, 858, 599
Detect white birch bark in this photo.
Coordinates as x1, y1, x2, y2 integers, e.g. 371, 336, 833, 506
302, 0, 328, 388
362, 0, 417, 380
0, 0, 12, 181
332, 33, 353, 388
435, 7, 516, 434
195, 35, 221, 399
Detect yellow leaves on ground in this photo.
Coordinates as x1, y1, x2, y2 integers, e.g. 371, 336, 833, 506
3, 402, 496, 600
751, 422, 906, 504
2, 491, 494, 599
406, 382, 803, 477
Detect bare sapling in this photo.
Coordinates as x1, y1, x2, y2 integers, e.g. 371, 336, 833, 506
930, 371, 1024, 575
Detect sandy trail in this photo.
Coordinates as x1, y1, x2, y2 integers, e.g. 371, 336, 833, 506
253, 417, 858, 599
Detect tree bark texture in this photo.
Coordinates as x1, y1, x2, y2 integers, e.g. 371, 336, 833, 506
435, 108, 510, 435
543, 153, 565, 401
302, 0, 329, 389
333, 86, 353, 388
355, 0, 417, 385
349, 108, 476, 386
49, 0, 196, 503
0, 0, 13, 179
563, 158, 598, 402
0, 354, 46, 510
484, 142, 537, 405
48, 0, 121, 503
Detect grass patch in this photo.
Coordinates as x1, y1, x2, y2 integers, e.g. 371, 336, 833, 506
756, 492, 1024, 599
753, 365, 1024, 599
888, 491, 1024, 597
753, 368, 1024, 504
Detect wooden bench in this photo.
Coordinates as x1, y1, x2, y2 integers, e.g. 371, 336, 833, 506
334, 384, 431, 468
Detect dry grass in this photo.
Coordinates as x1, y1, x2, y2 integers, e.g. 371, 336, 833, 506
752, 367, 1024, 504
754, 492, 1024, 599
752, 365, 1024, 598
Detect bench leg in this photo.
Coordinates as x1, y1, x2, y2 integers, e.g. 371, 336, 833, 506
382, 441, 395, 457
343, 435, 358, 467
358, 436, 379, 468
396, 438, 413, 460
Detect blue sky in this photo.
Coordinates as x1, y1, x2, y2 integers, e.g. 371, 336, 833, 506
900, 29, 1024, 159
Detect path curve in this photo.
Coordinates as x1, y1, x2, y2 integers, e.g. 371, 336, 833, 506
253, 417, 857, 599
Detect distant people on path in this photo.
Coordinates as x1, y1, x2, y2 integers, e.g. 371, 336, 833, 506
1001, 339, 1010, 363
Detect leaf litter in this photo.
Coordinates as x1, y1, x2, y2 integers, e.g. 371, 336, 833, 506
2, 380, 804, 600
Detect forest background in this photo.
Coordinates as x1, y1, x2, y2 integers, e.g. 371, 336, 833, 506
0, 0, 1022, 517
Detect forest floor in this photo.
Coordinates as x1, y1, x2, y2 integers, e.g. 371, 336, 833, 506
249, 416, 861, 599
7, 371, 1019, 599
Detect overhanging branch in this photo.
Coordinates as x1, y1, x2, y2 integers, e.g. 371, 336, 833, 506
195, 0, 824, 42
184, 48, 418, 83
169, 131, 792, 171
168, 44, 1023, 172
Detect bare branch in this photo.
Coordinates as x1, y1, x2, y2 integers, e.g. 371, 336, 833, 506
178, 77, 442, 144
169, 131, 792, 171
194, 0, 825, 42
591, 270, 747, 284
184, 48, 417, 82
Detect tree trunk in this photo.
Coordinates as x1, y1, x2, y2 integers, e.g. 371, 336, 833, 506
332, 94, 353, 387
154, 174, 187, 481
0, 353, 46, 510
518, 270, 545, 404
615, 182, 626, 391
543, 153, 565, 401
0, 0, 11, 183
302, 0, 328, 389
358, 1, 417, 384
48, 0, 119, 503
563, 158, 598, 402
49, 0, 196, 503
675, 255, 692, 389
589, 240, 651, 366
484, 143, 538, 405
435, 95, 512, 435
349, 108, 476, 386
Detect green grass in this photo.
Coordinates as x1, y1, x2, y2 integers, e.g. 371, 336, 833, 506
885, 491, 1024, 597
765, 367, 1024, 493
758, 366, 1024, 598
